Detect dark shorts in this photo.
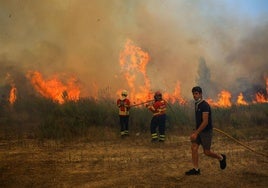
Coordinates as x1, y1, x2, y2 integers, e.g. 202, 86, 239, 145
194, 129, 213, 150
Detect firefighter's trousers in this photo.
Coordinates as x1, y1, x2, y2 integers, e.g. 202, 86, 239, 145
119, 115, 129, 136
150, 114, 166, 141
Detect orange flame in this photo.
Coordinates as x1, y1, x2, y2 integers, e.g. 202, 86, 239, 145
254, 92, 267, 103
236, 92, 248, 105
163, 81, 186, 105
27, 71, 80, 104
9, 84, 17, 105
119, 39, 151, 103
5, 73, 17, 104
207, 90, 232, 108
118, 39, 186, 104
217, 90, 232, 107
253, 77, 268, 103
266, 77, 268, 95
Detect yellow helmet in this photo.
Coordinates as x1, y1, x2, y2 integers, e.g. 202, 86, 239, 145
121, 90, 128, 97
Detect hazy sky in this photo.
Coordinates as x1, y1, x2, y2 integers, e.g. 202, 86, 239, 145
0, 0, 267, 100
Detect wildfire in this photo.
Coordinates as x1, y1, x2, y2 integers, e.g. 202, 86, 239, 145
204, 77, 268, 107
117, 39, 268, 107
27, 71, 80, 104
119, 39, 152, 103
207, 90, 232, 108
4, 73, 17, 105
266, 77, 268, 94
236, 93, 248, 105
253, 77, 268, 103
4, 39, 266, 108
254, 92, 267, 103
163, 81, 186, 105
118, 39, 186, 104
9, 84, 17, 104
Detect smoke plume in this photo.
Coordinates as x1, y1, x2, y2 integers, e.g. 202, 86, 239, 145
0, 0, 267, 101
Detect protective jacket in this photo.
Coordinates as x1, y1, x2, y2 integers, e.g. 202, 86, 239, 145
117, 98, 130, 116
147, 99, 166, 116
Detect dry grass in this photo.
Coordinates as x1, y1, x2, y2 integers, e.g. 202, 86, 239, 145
0, 129, 267, 188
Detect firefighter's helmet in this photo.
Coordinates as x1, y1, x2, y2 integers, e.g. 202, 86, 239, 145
154, 91, 162, 101
121, 90, 128, 97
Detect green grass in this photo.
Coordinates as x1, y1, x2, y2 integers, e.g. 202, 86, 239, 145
0, 96, 267, 141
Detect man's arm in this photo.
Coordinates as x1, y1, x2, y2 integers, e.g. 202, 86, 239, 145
190, 112, 209, 141
195, 112, 209, 134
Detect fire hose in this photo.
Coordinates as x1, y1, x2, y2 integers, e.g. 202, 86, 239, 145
213, 127, 268, 158
129, 100, 154, 107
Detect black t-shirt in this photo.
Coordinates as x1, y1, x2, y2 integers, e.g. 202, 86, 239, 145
195, 100, 212, 131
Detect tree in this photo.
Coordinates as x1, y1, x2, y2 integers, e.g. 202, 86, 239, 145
196, 57, 217, 98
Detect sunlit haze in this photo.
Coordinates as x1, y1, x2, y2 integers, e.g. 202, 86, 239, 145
0, 0, 267, 105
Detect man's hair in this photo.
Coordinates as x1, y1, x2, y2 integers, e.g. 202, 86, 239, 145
192, 86, 202, 93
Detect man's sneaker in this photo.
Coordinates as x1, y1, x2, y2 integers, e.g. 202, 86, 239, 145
220, 154, 226, 169
185, 168, 200, 175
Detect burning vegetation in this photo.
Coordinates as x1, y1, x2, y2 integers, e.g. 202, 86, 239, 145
26, 71, 80, 104
0, 41, 267, 173
0, 39, 267, 108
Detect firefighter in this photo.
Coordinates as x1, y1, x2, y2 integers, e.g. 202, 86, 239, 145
146, 91, 167, 142
117, 90, 130, 137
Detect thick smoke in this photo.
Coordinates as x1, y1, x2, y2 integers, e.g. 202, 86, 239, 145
225, 23, 268, 100
0, 0, 267, 100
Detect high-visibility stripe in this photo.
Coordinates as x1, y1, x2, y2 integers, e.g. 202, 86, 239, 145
159, 135, 165, 141
151, 133, 158, 139
153, 112, 165, 116
153, 106, 166, 116
119, 109, 129, 115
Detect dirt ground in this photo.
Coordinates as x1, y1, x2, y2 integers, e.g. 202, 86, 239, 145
0, 133, 267, 188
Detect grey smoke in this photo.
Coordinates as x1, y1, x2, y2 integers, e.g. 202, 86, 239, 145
0, 0, 267, 101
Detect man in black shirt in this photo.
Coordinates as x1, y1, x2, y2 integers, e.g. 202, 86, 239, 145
185, 86, 226, 175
